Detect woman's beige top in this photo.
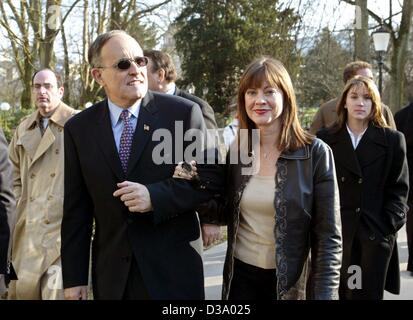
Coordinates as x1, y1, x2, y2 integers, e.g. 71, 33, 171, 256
234, 175, 276, 269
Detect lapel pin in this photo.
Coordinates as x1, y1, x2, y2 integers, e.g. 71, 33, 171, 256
144, 124, 150, 131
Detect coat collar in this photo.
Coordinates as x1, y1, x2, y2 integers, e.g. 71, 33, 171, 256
20, 102, 75, 167
324, 125, 362, 176
24, 102, 75, 130
326, 123, 387, 176
355, 123, 388, 168
280, 145, 310, 160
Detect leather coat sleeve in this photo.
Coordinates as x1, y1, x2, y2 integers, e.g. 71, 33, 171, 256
0, 129, 14, 275
308, 141, 342, 300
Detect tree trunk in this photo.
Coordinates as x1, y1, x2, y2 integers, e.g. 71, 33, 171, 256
40, 0, 61, 68
388, 0, 413, 112
21, 59, 33, 109
61, 20, 71, 106
354, 0, 370, 61
81, 0, 90, 107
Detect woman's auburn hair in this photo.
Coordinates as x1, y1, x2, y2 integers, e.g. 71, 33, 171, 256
334, 75, 388, 131
237, 56, 313, 152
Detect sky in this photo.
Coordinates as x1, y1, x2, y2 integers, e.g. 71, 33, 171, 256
0, 0, 404, 60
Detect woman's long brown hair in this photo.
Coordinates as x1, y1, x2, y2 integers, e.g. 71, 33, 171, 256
237, 56, 313, 152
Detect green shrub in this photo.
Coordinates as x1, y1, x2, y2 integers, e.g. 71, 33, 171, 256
0, 108, 35, 142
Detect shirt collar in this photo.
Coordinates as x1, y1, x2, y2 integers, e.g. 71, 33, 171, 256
346, 124, 368, 138
165, 82, 176, 95
107, 98, 141, 127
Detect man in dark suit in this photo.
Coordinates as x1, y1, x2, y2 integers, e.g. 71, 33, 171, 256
144, 49, 221, 247
0, 128, 14, 297
61, 30, 223, 300
395, 101, 413, 276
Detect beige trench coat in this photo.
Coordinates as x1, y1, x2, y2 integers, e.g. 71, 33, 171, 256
8, 102, 77, 299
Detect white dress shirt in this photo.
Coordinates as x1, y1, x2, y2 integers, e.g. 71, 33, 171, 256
346, 124, 368, 149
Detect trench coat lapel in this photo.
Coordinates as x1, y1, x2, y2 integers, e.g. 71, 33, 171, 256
18, 110, 56, 168
30, 128, 55, 165
19, 128, 41, 164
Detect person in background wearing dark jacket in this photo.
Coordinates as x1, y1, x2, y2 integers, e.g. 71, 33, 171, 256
175, 56, 342, 300
0, 128, 14, 298
394, 101, 413, 276
144, 49, 221, 248
317, 76, 409, 299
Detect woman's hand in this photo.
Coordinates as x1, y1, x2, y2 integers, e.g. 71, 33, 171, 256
173, 160, 198, 180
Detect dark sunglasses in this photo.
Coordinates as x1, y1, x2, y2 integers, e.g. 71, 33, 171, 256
98, 56, 149, 70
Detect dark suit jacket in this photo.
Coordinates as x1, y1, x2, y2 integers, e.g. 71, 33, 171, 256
395, 102, 413, 199
0, 129, 14, 275
174, 88, 217, 130
61, 92, 223, 299
317, 123, 409, 294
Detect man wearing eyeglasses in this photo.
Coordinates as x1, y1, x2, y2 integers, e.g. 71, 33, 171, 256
61, 30, 223, 300
7, 69, 77, 299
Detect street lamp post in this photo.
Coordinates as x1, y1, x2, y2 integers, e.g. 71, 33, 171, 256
372, 25, 390, 95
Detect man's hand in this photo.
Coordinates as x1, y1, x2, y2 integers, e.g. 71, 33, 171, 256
113, 181, 153, 212
64, 286, 88, 300
201, 224, 221, 247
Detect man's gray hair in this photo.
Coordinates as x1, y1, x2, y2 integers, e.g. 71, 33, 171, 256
88, 30, 130, 67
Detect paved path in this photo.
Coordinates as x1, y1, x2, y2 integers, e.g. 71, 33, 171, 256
204, 225, 413, 300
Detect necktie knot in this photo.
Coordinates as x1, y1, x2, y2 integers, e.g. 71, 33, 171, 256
120, 109, 130, 122
39, 117, 47, 136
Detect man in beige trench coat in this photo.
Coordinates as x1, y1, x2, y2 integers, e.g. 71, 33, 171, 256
7, 69, 77, 299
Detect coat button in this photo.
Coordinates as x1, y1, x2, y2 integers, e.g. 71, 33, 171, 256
55, 149, 60, 155
30, 173, 36, 179
355, 208, 361, 213
340, 177, 345, 182
369, 234, 376, 241
50, 173, 56, 178
58, 128, 63, 132
398, 212, 405, 218
358, 178, 363, 184
30, 197, 35, 202
44, 219, 50, 225
47, 195, 53, 200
